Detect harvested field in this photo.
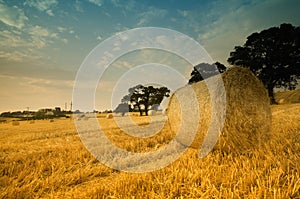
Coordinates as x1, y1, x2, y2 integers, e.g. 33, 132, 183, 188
0, 103, 299, 198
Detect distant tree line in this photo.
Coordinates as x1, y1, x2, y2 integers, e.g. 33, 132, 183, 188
0, 107, 71, 120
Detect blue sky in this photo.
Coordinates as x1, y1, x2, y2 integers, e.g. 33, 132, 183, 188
0, 0, 299, 112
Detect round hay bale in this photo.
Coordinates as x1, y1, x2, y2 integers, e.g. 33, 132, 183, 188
106, 113, 113, 119
166, 66, 271, 153
12, 120, 20, 126
148, 110, 156, 116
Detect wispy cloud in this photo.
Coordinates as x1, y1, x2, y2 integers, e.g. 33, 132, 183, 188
24, 0, 57, 16
0, 24, 67, 62
0, 30, 28, 48
111, 0, 136, 11
74, 0, 84, 12
0, 3, 28, 29
29, 25, 53, 37
28, 25, 59, 48
46, 9, 54, 16
21, 76, 74, 90
137, 8, 168, 26
0, 28, 49, 57
0, 51, 41, 62
177, 10, 189, 17
87, 0, 103, 7
57, 26, 67, 33
0, 74, 73, 111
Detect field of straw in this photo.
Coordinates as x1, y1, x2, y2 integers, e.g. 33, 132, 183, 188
0, 103, 300, 198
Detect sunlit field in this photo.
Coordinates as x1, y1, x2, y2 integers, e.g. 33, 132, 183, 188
1, 104, 299, 198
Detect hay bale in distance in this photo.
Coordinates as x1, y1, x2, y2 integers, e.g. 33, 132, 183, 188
106, 113, 113, 119
12, 120, 20, 126
148, 110, 156, 116
166, 66, 271, 153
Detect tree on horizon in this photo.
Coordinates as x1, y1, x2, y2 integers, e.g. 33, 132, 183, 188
117, 84, 170, 116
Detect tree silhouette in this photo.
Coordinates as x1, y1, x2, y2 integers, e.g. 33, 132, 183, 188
188, 62, 226, 84
228, 23, 300, 104
120, 85, 170, 116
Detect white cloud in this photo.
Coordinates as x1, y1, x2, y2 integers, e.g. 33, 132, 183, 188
0, 74, 74, 112
27, 25, 63, 48
21, 76, 74, 90
0, 30, 28, 48
61, 38, 68, 44
96, 35, 102, 40
111, 0, 135, 11
0, 24, 64, 52
0, 3, 28, 29
177, 10, 189, 17
24, 0, 57, 16
29, 25, 51, 37
57, 27, 76, 38
74, 0, 84, 12
0, 51, 40, 62
112, 60, 133, 69
137, 8, 168, 26
46, 9, 54, 16
87, 0, 103, 7
57, 26, 67, 33
24, 0, 57, 11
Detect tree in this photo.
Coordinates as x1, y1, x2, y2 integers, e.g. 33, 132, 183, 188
227, 23, 300, 104
120, 84, 170, 116
188, 62, 227, 84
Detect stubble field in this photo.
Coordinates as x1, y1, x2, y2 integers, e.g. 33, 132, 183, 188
0, 104, 300, 198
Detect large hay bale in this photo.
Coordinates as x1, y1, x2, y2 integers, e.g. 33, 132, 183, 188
166, 66, 271, 153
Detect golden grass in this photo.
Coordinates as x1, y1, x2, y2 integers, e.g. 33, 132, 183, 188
275, 89, 300, 104
1, 104, 300, 198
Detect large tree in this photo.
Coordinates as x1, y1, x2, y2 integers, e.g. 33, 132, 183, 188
188, 62, 226, 84
119, 85, 170, 116
228, 23, 300, 104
